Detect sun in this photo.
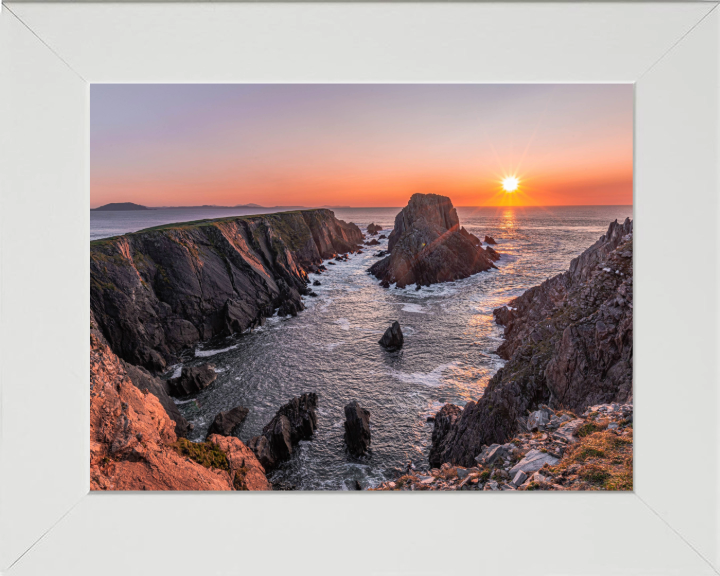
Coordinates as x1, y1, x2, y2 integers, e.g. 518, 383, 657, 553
502, 176, 519, 192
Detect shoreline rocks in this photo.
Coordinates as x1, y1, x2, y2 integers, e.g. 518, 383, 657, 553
367, 223, 382, 235
167, 364, 217, 397
344, 401, 371, 457
206, 406, 249, 438
379, 321, 404, 351
248, 393, 319, 471
368, 193, 498, 288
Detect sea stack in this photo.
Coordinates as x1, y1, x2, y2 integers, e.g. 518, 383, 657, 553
379, 321, 404, 351
344, 401, 371, 457
369, 193, 499, 288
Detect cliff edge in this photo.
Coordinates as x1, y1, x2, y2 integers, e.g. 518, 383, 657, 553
430, 218, 633, 467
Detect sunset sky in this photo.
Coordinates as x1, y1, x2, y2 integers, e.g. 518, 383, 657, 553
91, 84, 633, 208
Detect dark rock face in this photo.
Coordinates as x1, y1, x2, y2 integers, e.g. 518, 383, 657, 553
484, 235, 497, 245
90, 209, 362, 371
367, 223, 382, 235
344, 401, 371, 457
365, 239, 380, 246
428, 403, 462, 468
248, 393, 318, 471
430, 218, 634, 467
206, 406, 249, 438
379, 321, 404, 351
369, 194, 497, 288
167, 365, 217, 397
122, 361, 191, 437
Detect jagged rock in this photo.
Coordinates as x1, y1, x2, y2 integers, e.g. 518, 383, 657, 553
493, 306, 516, 327
474, 443, 509, 466
167, 364, 217, 397
206, 434, 271, 491
527, 410, 550, 431
365, 239, 380, 246
90, 209, 362, 371
428, 403, 462, 467
427, 219, 633, 467
379, 321, 404, 351
378, 234, 387, 240
509, 449, 560, 477
206, 406, 249, 438
554, 419, 584, 443
485, 246, 500, 261
368, 194, 497, 288
511, 470, 528, 487
484, 235, 497, 245
344, 400, 371, 457
367, 223, 382, 235
122, 361, 190, 437
248, 393, 318, 471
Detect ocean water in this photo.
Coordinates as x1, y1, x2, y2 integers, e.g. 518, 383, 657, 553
91, 205, 633, 490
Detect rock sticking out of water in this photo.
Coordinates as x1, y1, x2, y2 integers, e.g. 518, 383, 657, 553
167, 364, 217, 397
248, 393, 319, 471
206, 405, 249, 438
344, 400, 371, 457
367, 223, 382, 235
484, 235, 497, 245
369, 193, 497, 288
379, 321, 404, 351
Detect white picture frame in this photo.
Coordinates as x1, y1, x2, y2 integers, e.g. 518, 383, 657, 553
1, 2, 718, 574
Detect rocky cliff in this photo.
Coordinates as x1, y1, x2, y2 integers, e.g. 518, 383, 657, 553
430, 218, 633, 467
369, 193, 498, 288
91, 209, 362, 372
90, 324, 270, 491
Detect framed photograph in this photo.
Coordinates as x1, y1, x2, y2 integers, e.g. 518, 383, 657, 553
1, 2, 718, 575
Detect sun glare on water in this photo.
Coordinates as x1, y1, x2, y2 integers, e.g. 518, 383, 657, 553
502, 176, 519, 192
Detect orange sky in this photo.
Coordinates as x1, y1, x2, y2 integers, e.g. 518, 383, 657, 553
91, 84, 633, 208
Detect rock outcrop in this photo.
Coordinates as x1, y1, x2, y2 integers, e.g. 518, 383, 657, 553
90, 327, 268, 491
430, 218, 633, 467
375, 403, 632, 491
91, 209, 362, 372
167, 364, 217, 397
484, 235, 496, 245
344, 401, 371, 457
206, 406, 250, 438
428, 403, 462, 468
248, 393, 319, 471
122, 360, 190, 437
379, 321, 404, 351
369, 194, 498, 288
367, 223, 382, 235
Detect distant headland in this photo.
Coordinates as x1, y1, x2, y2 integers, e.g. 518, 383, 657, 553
92, 202, 151, 211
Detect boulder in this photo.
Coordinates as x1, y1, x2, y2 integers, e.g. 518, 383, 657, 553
344, 400, 371, 457
367, 223, 382, 235
248, 393, 318, 471
365, 239, 380, 246
379, 321, 404, 351
554, 418, 585, 443
206, 406, 249, 438
313, 280, 321, 286
509, 449, 560, 477
378, 234, 387, 240
527, 410, 550, 431
511, 470, 528, 487
484, 235, 497, 245
368, 193, 496, 288
474, 443, 508, 466
167, 364, 217, 397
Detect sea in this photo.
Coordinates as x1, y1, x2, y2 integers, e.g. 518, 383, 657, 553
91, 205, 633, 490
